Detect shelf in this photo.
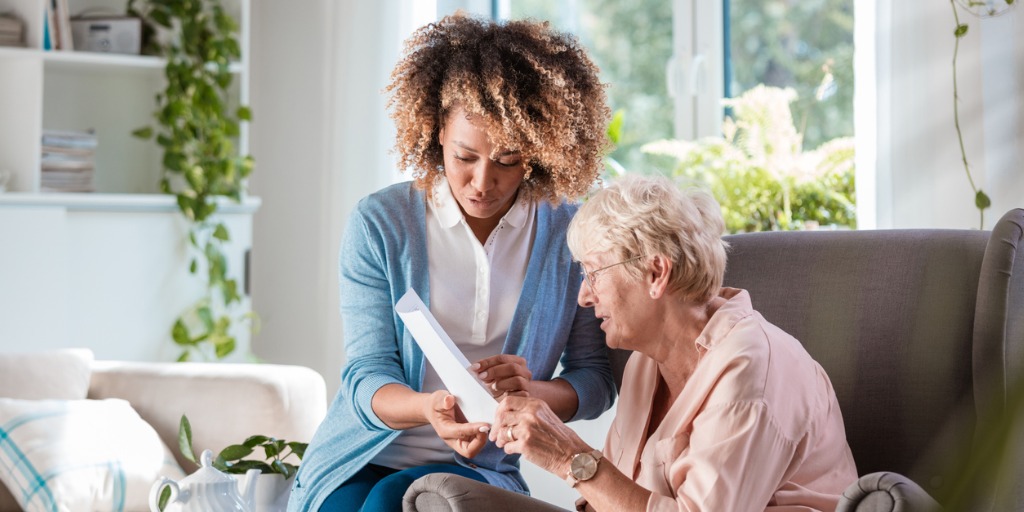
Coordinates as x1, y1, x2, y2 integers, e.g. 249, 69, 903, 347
0, 46, 243, 73
0, 192, 261, 213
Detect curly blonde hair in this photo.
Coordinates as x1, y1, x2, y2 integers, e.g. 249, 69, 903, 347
385, 12, 611, 201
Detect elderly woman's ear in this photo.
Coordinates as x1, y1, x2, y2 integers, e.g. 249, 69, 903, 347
648, 255, 672, 299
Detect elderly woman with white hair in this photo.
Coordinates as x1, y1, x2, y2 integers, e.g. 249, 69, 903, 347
491, 175, 858, 511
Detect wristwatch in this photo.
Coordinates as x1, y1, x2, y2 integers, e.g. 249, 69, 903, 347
565, 449, 603, 487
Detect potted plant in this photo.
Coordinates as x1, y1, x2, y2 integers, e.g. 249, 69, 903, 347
643, 84, 855, 233
156, 415, 306, 512
128, 0, 256, 361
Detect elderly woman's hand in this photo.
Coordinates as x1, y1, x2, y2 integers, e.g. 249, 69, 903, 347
424, 390, 491, 459
472, 354, 532, 398
490, 396, 593, 476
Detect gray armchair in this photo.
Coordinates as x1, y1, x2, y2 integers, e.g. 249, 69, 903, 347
403, 208, 1024, 512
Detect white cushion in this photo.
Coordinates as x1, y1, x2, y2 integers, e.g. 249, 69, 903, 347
0, 349, 94, 400
0, 398, 185, 512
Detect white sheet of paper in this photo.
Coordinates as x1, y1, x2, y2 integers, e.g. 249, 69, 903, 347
395, 288, 498, 424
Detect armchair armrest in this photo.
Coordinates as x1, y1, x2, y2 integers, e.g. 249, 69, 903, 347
837, 472, 941, 512
88, 360, 327, 470
404, 474, 569, 512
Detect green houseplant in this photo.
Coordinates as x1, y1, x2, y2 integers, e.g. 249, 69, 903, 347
129, 0, 256, 361
643, 85, 855, 233
177, 415, 306, 478
157, 415, 307, 510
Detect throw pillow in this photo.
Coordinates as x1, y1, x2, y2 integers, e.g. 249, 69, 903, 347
0, 398, 185, 512
0, 349, 94, 400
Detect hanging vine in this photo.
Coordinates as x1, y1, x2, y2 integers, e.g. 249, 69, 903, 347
949, 0, 1015, 229
130, 0, 257, 361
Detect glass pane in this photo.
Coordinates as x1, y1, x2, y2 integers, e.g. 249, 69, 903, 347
727, 0, 854, 149
505, 0, 673, 175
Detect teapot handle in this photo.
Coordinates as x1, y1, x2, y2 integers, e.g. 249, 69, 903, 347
149, 477, 181, 512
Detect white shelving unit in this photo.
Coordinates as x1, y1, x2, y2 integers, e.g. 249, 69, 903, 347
0, 0, 259, 362
0, 0, 250, 195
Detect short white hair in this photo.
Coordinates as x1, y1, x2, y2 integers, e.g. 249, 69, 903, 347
567, 174, 728, 303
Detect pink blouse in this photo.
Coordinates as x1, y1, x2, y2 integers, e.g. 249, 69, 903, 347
603, 288, 857, 512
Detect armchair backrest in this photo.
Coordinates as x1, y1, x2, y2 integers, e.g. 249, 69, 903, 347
605, 208, 1023, 507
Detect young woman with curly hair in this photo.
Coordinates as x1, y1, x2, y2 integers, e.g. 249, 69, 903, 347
288, 12, 616, 512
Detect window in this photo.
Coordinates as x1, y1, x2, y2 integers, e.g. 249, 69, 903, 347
497, 0, 857, 230
499, 0, 674, 175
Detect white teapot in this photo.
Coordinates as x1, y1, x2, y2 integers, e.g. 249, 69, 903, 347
149, 449, 260, 512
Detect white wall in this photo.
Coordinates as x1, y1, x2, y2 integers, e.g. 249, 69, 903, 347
248, 1, 427, 395
873, 2, 1022, 229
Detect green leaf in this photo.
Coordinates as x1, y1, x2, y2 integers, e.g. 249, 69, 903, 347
176, 351, 190, 362
158, 486, 171, 510
212, 223, 230, 241
223, 279, 240, 305
243, 435, 270, 448
171, 320, 192, 346
975, 190, 992, 210
150, 8, 172, 28
279, 462, 299, 479
955, 24, 969, 37
214, 336, 236, 359
225, 460, 273, 474
264, 440, 281, 458
271, 459, 290, 477
287, 442, 307, 460
189, 258, 197, 274
132, 126, 153, 139
197, 305, 214, 330
237, 106, 252, 121
218, 444, 254, 462
178, 415, 196, 464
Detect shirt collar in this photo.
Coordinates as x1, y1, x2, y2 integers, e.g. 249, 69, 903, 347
694, 287, 753, 353
430, 177, 463, 229
430, 176, 531, 230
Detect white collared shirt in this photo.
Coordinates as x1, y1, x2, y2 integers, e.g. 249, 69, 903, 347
426, 176, 535, 347
371, 177, 536, 469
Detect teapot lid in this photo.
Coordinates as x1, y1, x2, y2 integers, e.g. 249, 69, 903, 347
182, 449, 239, 485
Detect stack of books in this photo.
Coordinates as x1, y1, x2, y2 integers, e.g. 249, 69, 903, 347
41, 129, 97, 193
0, 13, 24, 47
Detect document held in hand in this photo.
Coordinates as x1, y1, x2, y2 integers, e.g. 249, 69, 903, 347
395, 288, 498, 424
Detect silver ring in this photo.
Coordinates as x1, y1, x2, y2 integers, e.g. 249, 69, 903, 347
506, 426, 515, 442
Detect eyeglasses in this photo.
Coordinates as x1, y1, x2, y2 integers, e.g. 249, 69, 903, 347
580, 256, 643, 291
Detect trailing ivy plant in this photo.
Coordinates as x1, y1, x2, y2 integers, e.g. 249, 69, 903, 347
129, 0, 256, 361
949, 0, 1015, 229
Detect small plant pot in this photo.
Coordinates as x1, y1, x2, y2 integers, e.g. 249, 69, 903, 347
234, 473, 294, 512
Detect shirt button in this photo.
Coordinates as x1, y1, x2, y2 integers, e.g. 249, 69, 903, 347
477, 311, 486, 320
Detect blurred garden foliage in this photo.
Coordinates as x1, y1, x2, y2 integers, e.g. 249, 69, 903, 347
644, 85, 855, 233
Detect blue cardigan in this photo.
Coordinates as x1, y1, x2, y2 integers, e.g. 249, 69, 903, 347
287, 182, 615, 512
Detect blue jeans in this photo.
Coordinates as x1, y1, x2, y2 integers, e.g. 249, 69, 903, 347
318, 463, 486, 512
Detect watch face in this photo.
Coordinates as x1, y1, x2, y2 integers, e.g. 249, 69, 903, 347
570, 452, 599, 481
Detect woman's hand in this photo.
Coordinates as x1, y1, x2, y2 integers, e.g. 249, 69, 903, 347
490, 395, 592, 476
472, 354, 532, 398
424, 390, 491, 459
